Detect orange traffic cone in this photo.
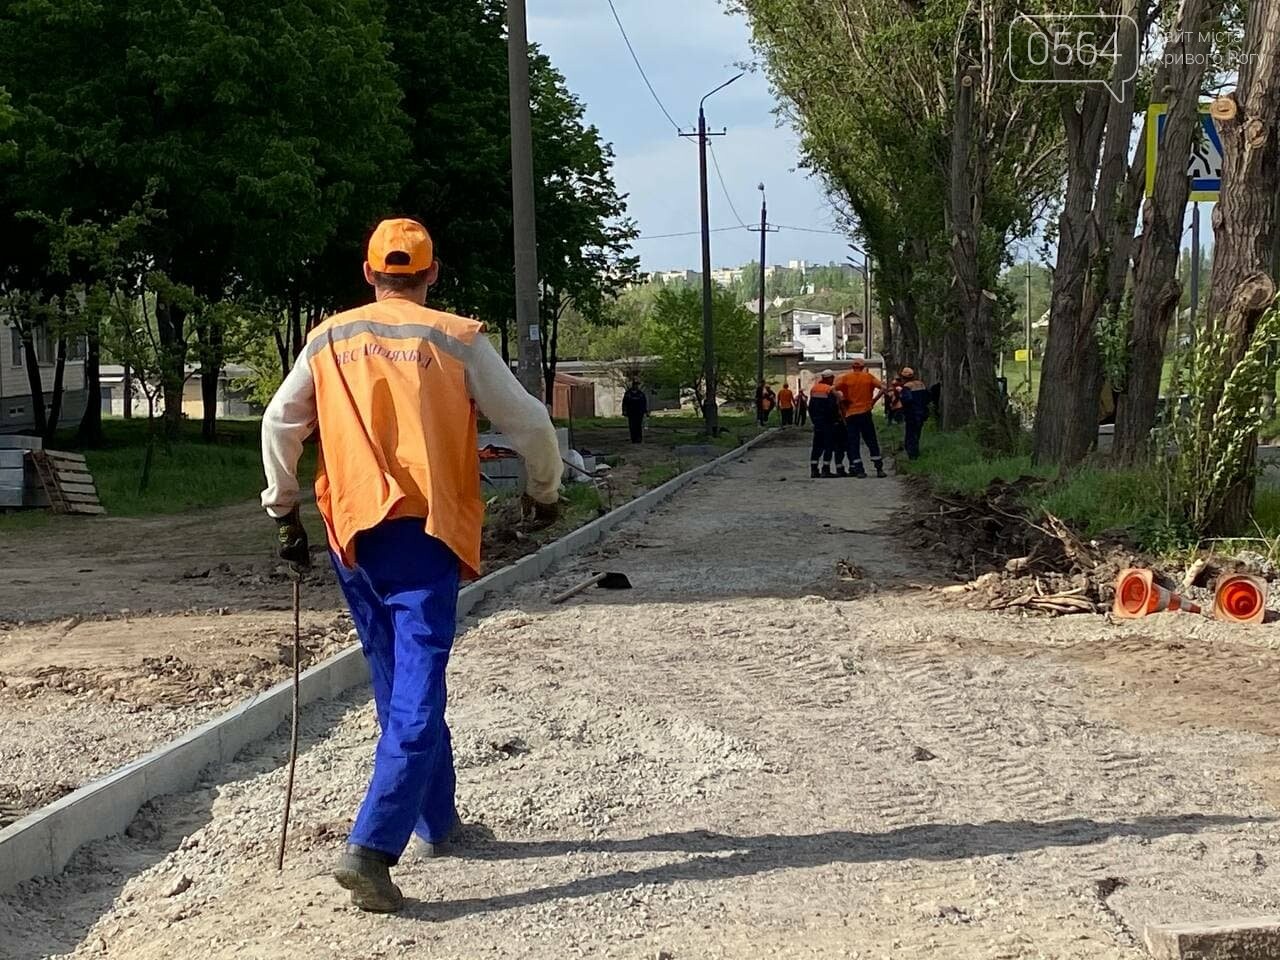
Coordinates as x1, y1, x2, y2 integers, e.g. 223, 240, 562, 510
1112, 568, 1203, 618
1213, 573, 1268, 624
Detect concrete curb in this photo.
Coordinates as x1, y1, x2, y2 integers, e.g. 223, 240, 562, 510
0, 427, 776, 893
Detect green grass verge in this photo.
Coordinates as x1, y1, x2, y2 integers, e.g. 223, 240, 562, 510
0, 418, 305, 528
638, 461, 686, 487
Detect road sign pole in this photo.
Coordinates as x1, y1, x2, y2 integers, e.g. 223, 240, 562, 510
1189, 202, 1200, 348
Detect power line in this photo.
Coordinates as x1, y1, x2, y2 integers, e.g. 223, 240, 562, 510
604, 0, 681, 132
707, 141, 749, 229
772, 223, 846, 235
634, 226, 746, 241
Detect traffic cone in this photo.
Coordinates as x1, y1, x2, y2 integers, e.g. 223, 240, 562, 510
1212, 573, 1268, 624
1112, 568, 1203, 618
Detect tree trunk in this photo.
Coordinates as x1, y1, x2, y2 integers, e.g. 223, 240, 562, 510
77, 317, 103, 446
274, 325, 290, 380
199, 322, 224, 442
499, 318, 510, 365
155, 297, 187, 440
122, 362, 134, 419
43, 337, 67, 443
288, 289, 304, 364
1114, 0, 1223, 463
19, 325, 48, 437
1204, 1, 1280, 533
1034, 86, 1110, 466
940, 325, 970, 429
947, 64, 1007, 441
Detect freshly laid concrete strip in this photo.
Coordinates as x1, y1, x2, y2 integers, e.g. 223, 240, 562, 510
0, 428, 775, 894
1144, 917, 1280, 958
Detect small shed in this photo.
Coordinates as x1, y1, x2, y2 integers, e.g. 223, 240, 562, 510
551, 372, 595, 421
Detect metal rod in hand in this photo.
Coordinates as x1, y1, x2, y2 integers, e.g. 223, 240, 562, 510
276, 573, 301, 871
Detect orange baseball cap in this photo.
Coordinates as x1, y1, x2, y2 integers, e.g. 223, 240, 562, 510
367, 218, 434, 274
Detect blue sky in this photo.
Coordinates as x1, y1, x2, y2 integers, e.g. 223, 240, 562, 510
527, 0, 855, 272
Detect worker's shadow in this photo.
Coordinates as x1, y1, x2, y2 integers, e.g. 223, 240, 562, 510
402, 813, 1256, 922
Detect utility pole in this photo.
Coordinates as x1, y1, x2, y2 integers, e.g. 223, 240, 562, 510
507, 0, 543, 400
680, 73, 742, 436
1024, 259, 1033, 397
1189, 202, 1201, 349
747, 183, 779, 387
864, 257, 874, 360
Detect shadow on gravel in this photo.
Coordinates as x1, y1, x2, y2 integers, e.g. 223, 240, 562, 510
406, 814, 1260, 921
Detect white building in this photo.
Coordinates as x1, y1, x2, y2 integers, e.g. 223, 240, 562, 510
786, 309, 837, 360
653, 270, 697, 285
710, 267, 743, 287
1, 318, 88, 433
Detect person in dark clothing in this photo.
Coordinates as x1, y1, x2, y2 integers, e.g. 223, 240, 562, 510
795, 388, 808, 427
807, 371, 838, 478
621, 380, 648, 443
898, 367, 931, 460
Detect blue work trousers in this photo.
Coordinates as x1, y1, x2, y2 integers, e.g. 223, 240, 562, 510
331, 517, 461, 862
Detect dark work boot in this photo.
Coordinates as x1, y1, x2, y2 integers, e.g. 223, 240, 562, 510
334, 844, 404, 913
851, 463, 867, 478
874, 461, 887, 478
810, 464, 820, 478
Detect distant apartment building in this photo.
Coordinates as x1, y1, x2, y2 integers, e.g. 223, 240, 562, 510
653, 269, 697, 286
1, 317, 88, 433
787, 259, 808, 273
710, 267, 744, 287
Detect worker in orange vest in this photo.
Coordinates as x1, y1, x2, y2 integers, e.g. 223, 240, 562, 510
808, 370, 839, 477
833, 358, 886, 478
777, 382, 796, 427
898, 367, 931, 459
261, 218, 562, 912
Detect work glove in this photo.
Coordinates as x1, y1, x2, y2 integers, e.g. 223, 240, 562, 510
276, 508, 311, 568
521, 494, 561, 530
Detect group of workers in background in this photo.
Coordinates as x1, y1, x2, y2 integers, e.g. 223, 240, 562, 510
757, 362, 932, 477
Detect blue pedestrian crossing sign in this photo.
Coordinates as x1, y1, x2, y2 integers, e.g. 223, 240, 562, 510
1146, 103, 1222, 201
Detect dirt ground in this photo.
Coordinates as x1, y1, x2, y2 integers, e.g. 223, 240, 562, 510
5, 431, 1280, 959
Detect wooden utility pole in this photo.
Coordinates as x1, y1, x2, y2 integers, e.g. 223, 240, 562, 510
507, 0, 543, 399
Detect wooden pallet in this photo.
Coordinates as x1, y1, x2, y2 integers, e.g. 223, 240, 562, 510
29, 449, 105, 515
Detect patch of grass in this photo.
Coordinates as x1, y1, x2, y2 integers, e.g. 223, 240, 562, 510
560, 482, 604, 525
0, 418, 309, 522
894, 425, 1051, 495
638, 461, 686, 488
1039, 466, 1165, 537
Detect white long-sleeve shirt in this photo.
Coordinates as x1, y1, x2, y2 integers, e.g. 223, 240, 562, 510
260, 328, 562, 519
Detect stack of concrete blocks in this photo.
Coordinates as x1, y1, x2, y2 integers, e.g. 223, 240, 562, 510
0, 435, 44, 509
479, 428, 570, 493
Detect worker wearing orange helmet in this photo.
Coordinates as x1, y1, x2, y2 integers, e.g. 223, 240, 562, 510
261, 218, 562, 912
833, 358, 886, 478
898, 366, 931, 460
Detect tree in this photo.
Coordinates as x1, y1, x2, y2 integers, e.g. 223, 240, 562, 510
1201, 0, 1280, 532
1111, 0, 1228, 463
529, 55, 638, 403
1032, 0, 1146, 467
647, 286, 756, 408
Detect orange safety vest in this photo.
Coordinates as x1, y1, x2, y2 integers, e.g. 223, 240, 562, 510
305, 297, 484, 578
778, 387, 795, 409
834, 370, 882, 416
